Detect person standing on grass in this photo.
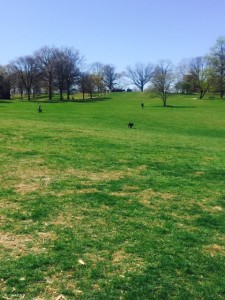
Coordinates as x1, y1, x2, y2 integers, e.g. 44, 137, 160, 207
38, 103, 42, 113
141, 102, 144, 109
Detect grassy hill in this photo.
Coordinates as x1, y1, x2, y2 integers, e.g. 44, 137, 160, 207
1, 92, 225, 299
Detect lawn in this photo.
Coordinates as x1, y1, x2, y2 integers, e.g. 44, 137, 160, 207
0, 92, 225, 299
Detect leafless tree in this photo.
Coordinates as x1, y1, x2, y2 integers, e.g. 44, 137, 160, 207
54, 47, 81, 100
78, 73, 103, 99
150, 60, 174, 107
34, 46, 58, 100
89, 62, 104, 76
188, 56, 212, 99
126, 63, 154, 92
0, 65, 11, 99
12, 55, 39, 100
102, 64, 120, 91
89, 62, 105, 92
208, 37, 225, 98
63, 47, 81, 100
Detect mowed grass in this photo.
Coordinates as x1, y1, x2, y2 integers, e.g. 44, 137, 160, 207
0, 92, 225, 299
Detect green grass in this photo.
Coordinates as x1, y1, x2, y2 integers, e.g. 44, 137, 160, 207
1, 92, 225, 299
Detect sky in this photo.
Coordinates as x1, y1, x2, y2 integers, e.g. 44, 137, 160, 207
1, 0, 225, 72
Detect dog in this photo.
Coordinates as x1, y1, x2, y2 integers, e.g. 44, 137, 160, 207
128, 122, 134, 128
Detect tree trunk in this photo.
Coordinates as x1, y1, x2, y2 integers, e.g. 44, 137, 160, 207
67, 87, 70, 100
59, 89, 63, 100
48, 80, 52, 100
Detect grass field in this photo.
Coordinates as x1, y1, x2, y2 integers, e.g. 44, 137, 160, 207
0, 92, 225, 299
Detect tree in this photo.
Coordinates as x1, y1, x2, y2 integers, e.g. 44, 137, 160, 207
175, 59, 195, 94
54, 47, 81, 100
126, 63, 154, 92
208, 37, 225, 98
188, 56, 212, 99
102, 64, 120, 91
12, 55, 39, 101
174, 81, 192, 94
63, 47, 81, 100
78, 73, 102, 99
34, 46, 58, 100
0, 65, 11, 99
89, 62, 105, 92
150, 61, 174, 107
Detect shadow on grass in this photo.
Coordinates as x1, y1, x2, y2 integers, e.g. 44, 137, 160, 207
0, 100, 13, 104
152, 105, 197, 109
74, 97, 112, 103
27, 97, 112, 104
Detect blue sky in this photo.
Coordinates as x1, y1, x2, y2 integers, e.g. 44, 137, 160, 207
1, 0, 225, 71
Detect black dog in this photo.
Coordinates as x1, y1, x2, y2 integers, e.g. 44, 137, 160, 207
128, 122, 134, 128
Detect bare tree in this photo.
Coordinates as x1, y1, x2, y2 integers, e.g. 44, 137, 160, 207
54, 47, 81, 100
175, 59, 194, 94
12, 55, 39, 101
208, 36, 225, 98
78, 73, 103, 99
63, 47, 81, 100
35, 46, 58, 100
102, 64, 120, 91
89, 62, 105, 92
189, 56, 212, 99
150, 60, 174, 107
0, 65, 11, 99
126, 63, 154, 92
89, 62, 104, 76
78, 73, 87, 100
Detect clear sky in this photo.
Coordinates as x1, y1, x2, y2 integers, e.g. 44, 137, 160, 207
1, 0, 225, 72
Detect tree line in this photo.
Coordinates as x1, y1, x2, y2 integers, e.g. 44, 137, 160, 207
0, 37, 225, 106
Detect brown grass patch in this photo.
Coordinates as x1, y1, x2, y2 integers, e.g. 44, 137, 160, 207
65, 165, 146, 182
211, 205, 223, 212
0, 231, 56, 257
0, 232, 34, 257
112, 249, 145, 274
55, 188, 98, 197
15, 182, 40, 195
203, 244, 225, 257
110, 191, 130, 197
123, 185, 140, 191
65, 168, 126, 181
139, 189, 175, 208
41, 270, 83, 299
50, 211, 75, 227
140, 189, 174, 200
195, 171, 205, 176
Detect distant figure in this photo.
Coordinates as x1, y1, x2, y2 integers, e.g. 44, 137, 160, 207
128, 122, 134, 128
38, 103, 42, 113
141, 102, 144, 109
